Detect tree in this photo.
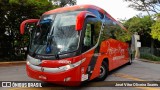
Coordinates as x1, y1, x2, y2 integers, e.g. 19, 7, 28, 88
124, 0, 160, 54
0, 0, 53, 60
124, 16, 154, 34
124, 15, 154, 47
151, 14, 160, 41
124, 0, 160, 14
49, 0, 76, 7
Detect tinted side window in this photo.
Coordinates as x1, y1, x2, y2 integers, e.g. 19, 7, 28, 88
84, 24, 92, 47
105, 16, 129, 42
82, 18, 101, 52
98, 11, 104, 19
82, 24, 94, 52
102, 16, 116, 39
88, 9, 104, 19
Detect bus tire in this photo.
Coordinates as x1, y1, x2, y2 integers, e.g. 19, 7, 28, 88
95, 61, 108, 81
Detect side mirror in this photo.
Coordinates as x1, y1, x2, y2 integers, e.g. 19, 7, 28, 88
20, 19, 39, 35
75, 11, 96, 31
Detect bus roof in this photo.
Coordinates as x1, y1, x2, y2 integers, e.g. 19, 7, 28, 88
43, 4, 129, 33
43, 4, 105, 15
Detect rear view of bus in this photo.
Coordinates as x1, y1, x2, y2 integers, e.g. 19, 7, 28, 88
20, 5, 131, 86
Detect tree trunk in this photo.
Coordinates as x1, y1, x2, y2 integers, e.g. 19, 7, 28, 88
151, 39, 154, 55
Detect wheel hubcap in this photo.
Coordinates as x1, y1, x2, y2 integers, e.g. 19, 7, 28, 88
99, 65, 105, 78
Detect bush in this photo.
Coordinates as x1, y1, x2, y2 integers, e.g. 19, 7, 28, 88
140, 53, 160, 61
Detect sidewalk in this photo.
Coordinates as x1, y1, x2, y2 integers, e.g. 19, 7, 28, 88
0, 61, 26, 67
137, 59, 160, 64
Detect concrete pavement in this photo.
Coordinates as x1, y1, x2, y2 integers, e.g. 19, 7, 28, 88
0, 59, 160, 90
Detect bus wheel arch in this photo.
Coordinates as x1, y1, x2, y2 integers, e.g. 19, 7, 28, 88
95, 58, 109, 81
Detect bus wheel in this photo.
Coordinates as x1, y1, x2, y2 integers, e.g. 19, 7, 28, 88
95, 61, 108, 81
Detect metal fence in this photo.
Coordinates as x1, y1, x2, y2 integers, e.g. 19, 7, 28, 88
140, 47, 160, 56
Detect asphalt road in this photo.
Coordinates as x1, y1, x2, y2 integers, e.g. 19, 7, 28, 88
0, 59, 160, 90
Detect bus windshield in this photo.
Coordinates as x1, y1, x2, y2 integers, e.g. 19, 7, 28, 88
30, 11, 80, 55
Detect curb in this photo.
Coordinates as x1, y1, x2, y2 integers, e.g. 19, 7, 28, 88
0, 61, 26, 67
137, 59, 160, 64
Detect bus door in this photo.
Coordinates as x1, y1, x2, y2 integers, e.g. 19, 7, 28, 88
80, 17, 102, 81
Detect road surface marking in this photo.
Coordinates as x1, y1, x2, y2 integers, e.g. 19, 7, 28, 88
10, 87, 65, 90
113, 73, 160, 90
113, 73, 145, 81
9, 73, 160, 90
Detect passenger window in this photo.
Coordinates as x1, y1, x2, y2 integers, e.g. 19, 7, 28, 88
98, 11, 104, 19
84, 23, 99, 47
84, 24, 92, 46
105, 16, 129, 42
88, 9, 104, 19
104, 16, 116, 39
82, 18, 101, 53
82, 24, 92, 52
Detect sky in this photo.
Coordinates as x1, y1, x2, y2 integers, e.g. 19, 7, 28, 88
77, 0, 142, 20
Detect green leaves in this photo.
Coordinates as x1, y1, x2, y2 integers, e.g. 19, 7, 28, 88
50, 0, 76, 7
124, 0, 160, 14
124, 16, 154, 35
124, 0, 160, 42
0, 0, 54, 59
151, 21, 160, 41
114, 29, 131, 42
150, 14, 160, 41
124, 13, 160, 42
9, 0, 19, 4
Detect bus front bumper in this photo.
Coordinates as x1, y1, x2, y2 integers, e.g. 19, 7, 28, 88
26, 63, 82, 86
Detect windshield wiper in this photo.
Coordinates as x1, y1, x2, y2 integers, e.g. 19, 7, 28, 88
46, 36, 52, 54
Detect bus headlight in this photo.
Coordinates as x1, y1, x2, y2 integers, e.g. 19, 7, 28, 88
27, 55, 41, 65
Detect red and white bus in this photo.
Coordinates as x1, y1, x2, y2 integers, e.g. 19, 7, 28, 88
20, 5, 133, 86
